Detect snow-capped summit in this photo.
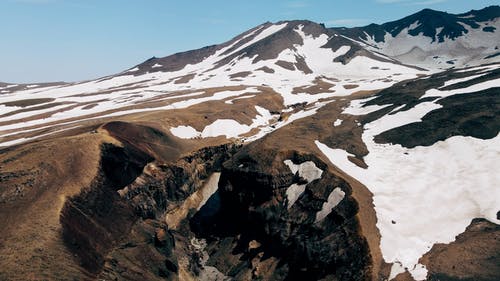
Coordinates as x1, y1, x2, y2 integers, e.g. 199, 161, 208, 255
126, 20, 414, 78
333, 5, 500, 70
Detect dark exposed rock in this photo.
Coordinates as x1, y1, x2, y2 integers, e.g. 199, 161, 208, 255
332, 6, 500, 43
190, 147, 372, 281
367, 68, 500, 148
59, 122, 239, 278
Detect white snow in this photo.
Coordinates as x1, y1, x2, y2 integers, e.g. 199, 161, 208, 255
0, 20, 424, 147
315, 93, 500, 280
333, 119, 343, 126
0, 125, 81, 147
170, 125, 200, 139
361, 18, 500, 70
342, 96, 392, 115
315, 187, 345, 222
284, 160, 323, 208
224, 94, 256, 104
423, 77, 500, 99
440, 73, 490, 88
389, 262, 406, 280
244, 102, 328, 143
455, 64, 499, 73
286, 184, 307, 208
407, 21, 421, 32
226, 23, 288, 57
169, 88, 261, 109
201, 119, 250, 138
198, 105, 273, 139
152, 63, 162, 68
145, 104, 275, 140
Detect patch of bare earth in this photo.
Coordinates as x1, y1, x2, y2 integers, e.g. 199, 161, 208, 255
292, 77, 335, 95
1, 98, 56, 108
420, 219, 500, 281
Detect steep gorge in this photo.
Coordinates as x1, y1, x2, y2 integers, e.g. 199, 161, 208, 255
58, 121, 239, 280
190, 147, 373, 281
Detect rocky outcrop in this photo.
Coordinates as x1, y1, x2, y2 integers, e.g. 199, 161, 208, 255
59, 122, 239, 279
190, 147, 373, 281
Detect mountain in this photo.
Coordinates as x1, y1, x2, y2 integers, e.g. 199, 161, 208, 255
333, 5, 500, 69
0, 20, 425, 148
0, 6, 499, 281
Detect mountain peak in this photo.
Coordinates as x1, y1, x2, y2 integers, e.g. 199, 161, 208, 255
417, 8, 441, 14
330, 5, 499, 70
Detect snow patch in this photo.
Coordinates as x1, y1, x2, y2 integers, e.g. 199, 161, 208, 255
389, 262, 406, 280
201, 119, 250, 138
224, 94, 256, 104
170, 125, 200, 139
284, 160, 323, 208
170, 105, 274, 140
285, 184, 307, 209
423, 77, 500, 99
440, 72, 490, 88
226, 23, 288, 57
315, 187, 345, 222
407, 21, 421, 32
342, 96, 392, 115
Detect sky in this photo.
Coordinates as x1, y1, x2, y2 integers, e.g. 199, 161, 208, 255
0, 0, 498, 83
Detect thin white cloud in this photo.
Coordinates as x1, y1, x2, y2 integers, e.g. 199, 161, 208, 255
325, 18, 371, 27
412, 0, 447, 5
9, 0, 56, 3
376, 0, 447, 4
376, 0, 407, 3
286, 1, 308, 8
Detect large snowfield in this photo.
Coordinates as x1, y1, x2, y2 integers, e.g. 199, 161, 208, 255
316, 73, 500, 280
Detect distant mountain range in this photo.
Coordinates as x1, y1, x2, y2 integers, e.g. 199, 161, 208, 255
333, 5, 500, 69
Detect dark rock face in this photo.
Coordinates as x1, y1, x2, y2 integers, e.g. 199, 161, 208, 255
375, 88, 499, 147
191, 148, 372, 281
123, 143, 239, 220
360, 66, 500, 148
332, 5, 500, 43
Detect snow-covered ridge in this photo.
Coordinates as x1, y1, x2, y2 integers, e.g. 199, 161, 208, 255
0, 21, 423, 147
334, 6, 500, 70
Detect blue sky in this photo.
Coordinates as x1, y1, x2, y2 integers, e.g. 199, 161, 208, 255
1, 0, 498, 83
